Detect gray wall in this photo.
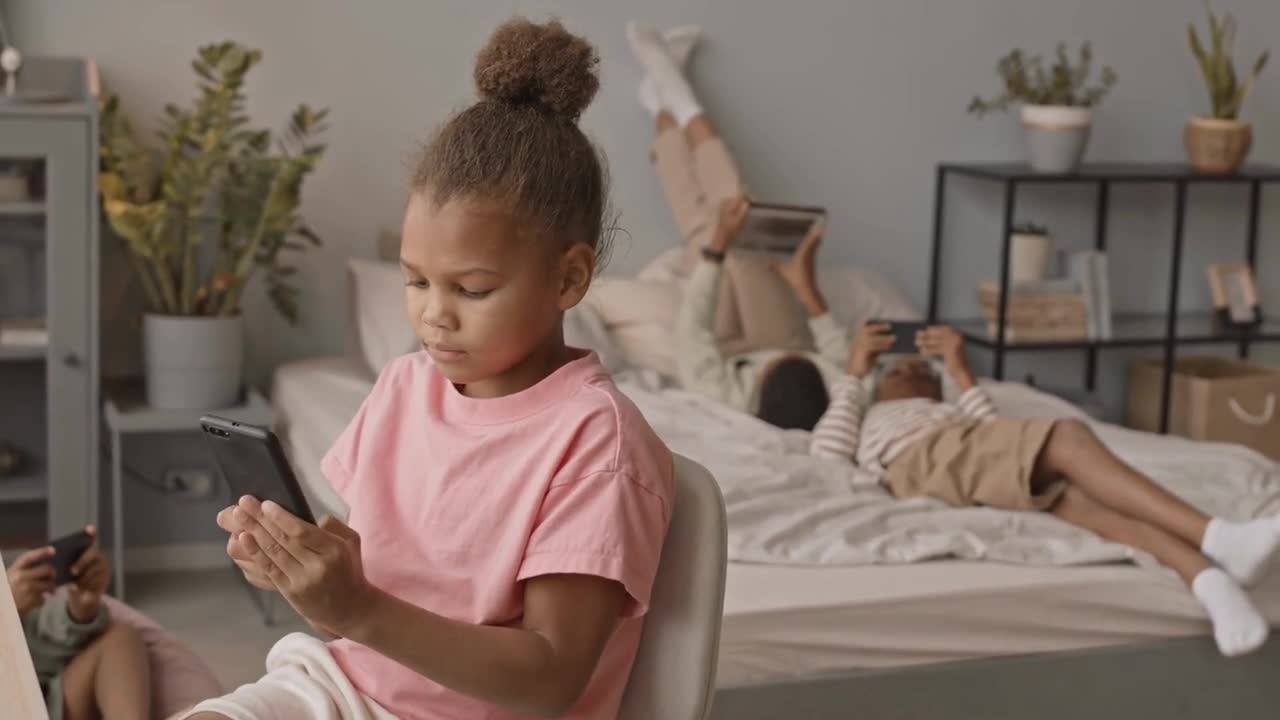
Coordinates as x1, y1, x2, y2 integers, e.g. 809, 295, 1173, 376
5, 1, 1280, 545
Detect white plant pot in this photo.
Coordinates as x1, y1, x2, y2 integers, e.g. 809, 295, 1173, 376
1021, 105, 1092, 173
143, 314, 244, 409
1010, 232, 1054, 284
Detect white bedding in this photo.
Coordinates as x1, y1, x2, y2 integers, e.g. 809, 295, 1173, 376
271, 355, 1280, 683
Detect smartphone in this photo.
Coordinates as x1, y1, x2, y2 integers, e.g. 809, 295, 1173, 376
48, 529, 93, 585
199, 415, 315, 524
872, 320, 929, 355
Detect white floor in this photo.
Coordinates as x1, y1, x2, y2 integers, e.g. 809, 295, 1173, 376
126, 568, 314, 691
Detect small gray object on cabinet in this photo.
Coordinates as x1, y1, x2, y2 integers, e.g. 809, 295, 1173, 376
0, 56, 98, 539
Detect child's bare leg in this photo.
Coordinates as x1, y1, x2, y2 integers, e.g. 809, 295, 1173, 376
655, 109, 678, 134
61, 620, 152, 720
1039, 418, 1280, 585
1052, 485, 1268, 656
1051, 485, 1208, 583
1039, 419, 1208, 543
684, 114, 717, 147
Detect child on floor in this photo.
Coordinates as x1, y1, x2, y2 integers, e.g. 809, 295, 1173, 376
192, 17, 673, 720
7, 526, 152, 719
626, 21, 849, 431
811, 322, 1280, 657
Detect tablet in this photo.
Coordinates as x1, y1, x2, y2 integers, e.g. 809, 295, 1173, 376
200, 415, 316, 524
736, 201, 826, 254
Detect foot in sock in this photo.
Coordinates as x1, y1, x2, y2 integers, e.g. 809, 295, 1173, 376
637, 26, 702, 116
1192, 567, 1270, 656
1202, 515, 1280, 586
626, 21, 703, 124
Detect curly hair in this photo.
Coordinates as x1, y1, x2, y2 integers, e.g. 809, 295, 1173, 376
413, 17, 612, 261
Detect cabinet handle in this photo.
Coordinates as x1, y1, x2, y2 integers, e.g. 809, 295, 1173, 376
62, 352, 81, 369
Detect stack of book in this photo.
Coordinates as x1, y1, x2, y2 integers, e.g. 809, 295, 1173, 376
977, 250, 1112, 343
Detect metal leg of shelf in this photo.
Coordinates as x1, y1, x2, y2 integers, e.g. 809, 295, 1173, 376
994, 180, 1016, 381
1240, 180, 1262, 360
111, 429, 125, 602
927, 167, 947, 323
1086, 181, 1111, 391
1160, 181, 1189, 434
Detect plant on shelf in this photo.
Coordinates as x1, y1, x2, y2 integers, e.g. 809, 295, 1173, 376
97, 41, 328, 409
968, 42, 1117, 174
1184, 1, 1269, 173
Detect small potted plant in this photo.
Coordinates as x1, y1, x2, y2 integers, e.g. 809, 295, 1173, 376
1009, 222, 1053, 284
98, 42, 327, 409
969, 42, 1117, 173
1185, 2, 1269, 174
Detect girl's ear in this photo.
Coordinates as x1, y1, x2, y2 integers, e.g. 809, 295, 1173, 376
557, 242, 595, 310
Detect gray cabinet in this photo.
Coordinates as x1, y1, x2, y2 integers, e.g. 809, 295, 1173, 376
0, 57, 98, 538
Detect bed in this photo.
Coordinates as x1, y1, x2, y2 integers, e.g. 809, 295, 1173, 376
275, 253, 1280, 719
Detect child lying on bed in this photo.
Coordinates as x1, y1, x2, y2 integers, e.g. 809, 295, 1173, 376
6, 526, 151, 719
189, 17, 673, 720
810, 323, 1280, 657
626, 22, 848, 431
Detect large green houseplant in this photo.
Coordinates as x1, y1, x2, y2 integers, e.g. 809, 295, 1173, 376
969, 42, 1117, 173
1184, 1, 1269, 173
99, 41, 327, 408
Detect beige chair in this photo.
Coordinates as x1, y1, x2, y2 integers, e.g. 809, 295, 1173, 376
618, 454, 728, 720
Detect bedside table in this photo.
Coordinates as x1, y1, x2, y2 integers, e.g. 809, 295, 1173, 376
103, 388, 272, 601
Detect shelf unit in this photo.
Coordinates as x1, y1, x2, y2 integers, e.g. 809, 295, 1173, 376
927, 162, 1280, 433
0, 56, 99, 540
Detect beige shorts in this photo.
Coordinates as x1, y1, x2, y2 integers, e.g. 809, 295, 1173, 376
181, 632, 395, 720
885, 417, 1065, 512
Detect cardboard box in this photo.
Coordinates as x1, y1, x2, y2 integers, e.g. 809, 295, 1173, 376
1128, 356, 1280, 460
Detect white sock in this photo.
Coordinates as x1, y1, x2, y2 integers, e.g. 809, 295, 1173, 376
1192, 568, 1269, 656
1202, 515, 1280, 586
626, 21, 703, 125
637, 26, 701, 117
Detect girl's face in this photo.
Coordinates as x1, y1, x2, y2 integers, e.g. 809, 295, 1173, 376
399, 193, 593, 397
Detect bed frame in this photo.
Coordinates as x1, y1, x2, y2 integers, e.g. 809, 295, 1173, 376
710, 635, 1279, 719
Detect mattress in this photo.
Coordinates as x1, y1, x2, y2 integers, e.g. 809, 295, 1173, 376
271, 355, 1280, 687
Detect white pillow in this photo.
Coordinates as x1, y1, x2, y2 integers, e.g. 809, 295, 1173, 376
583, 276, 684, 377
816, 264, 922, 327
348, 258, 417, 375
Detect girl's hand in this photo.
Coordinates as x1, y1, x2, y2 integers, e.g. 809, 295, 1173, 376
218, 504, 276, 591
234, 496, 373, 636
847, 321, 895, 378
917, 325, 976, 390
6, 546, 55, 616
65, 526, 110, 623
771, 220, 826, 316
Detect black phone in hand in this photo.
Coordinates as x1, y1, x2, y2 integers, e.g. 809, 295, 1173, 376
48, 529, 93, 585
872, 320, 929, 355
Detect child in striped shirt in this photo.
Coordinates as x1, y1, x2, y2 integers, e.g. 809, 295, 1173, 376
810, 321, 1280, 658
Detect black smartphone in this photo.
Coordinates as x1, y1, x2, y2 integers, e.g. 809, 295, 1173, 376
200, 415, 316, 524
48, 529, 93, 585
872, 320, 929, 355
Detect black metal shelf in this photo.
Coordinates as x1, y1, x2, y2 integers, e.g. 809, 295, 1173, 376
927, 162, 1278, 433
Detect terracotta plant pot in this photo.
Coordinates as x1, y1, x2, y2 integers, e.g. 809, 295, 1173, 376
1184, 116, 1252, 174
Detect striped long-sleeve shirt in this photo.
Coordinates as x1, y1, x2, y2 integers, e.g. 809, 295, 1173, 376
810, 375, 997, 471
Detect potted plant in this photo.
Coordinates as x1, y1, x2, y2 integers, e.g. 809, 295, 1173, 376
1185, 2, 1269, 174
1009, 222, 1053, 284
98, 42, 327, 409
969, 43, 1117, 173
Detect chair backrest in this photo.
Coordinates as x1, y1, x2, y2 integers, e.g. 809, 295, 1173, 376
618, 454, 728, 720
2, 568, 49, 720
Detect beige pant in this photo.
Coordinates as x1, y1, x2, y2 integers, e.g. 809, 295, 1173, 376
652, 129, 743, 265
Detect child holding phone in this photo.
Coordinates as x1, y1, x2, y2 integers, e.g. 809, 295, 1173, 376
811, 322, 1280, 658
193, 17, 673, 720
6, 525, 151, 719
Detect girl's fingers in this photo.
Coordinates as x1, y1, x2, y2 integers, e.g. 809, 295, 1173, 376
12, 546, 55, 569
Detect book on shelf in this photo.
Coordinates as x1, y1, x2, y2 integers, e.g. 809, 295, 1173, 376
1065, 250, 1113, 341
985, 323, 1089, 342
0, 318, 48, 348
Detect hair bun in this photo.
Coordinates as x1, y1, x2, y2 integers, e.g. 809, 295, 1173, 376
474, 17, 600, 120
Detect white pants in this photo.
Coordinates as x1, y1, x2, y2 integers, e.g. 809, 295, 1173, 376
183, 633, 396, 720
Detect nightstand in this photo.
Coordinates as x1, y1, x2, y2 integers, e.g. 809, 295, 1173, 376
103, 388, 271, 601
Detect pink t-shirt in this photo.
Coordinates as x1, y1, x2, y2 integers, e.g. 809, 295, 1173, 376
320, 350, 674, 719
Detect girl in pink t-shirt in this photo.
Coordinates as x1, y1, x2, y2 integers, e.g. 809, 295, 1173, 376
191, 17, 674, 720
